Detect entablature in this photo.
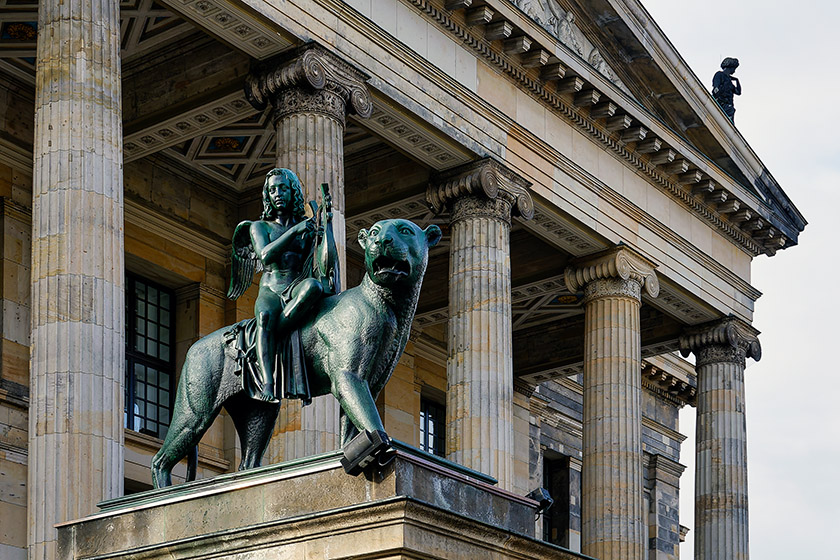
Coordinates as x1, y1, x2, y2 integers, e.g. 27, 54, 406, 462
412, 0, 796, 256
161, 0, 796, 256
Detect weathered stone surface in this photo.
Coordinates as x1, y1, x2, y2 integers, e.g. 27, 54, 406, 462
57, 449, 585, 559
565, 246, 657, 560
680, 317, 760, 560
28, 0, 124, 557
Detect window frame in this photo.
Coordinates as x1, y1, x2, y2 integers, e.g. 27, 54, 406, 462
124, 273, 176, 439
419, 396, 445, 457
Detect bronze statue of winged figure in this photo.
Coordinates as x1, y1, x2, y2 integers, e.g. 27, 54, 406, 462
227, 168, 339, 403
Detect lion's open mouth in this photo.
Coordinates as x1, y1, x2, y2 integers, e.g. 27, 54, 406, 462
372, 255, 410, 277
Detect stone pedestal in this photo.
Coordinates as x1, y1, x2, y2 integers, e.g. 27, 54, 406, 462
57, 445, 586, 560
564, 247, 658, 560
29, 0, 124, 557
246, 45, 372, 462
680, 318, 760, 560
427, 159, 533, 491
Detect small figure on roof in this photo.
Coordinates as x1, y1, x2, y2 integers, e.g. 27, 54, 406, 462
712, 57, 741, 123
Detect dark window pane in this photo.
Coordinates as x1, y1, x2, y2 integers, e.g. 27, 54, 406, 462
126, 274, 175, 436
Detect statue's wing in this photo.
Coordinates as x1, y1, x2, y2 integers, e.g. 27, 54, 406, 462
227, 220, 261, 300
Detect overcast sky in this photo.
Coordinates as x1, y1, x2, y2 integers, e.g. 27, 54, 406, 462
640, 1, 840, 557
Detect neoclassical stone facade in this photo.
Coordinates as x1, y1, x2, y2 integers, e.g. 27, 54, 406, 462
0, 0, 805, 559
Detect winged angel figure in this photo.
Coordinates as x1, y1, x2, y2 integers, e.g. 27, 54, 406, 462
227, 168, 339, 403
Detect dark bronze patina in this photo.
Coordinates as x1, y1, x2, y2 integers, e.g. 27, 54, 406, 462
151, 168, 441, 487
712, 57, 741, 122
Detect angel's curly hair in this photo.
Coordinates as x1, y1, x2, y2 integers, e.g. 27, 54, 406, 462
261, 168, 306, 221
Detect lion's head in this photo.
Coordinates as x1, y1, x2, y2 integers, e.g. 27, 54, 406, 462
358, 219, 442, 288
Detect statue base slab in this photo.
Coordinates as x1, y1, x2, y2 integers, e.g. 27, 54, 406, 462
57, 444, 585, 559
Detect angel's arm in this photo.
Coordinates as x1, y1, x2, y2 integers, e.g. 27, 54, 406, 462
252, 219, 314, 265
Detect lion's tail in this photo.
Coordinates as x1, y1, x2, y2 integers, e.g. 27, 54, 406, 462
186, 445, 198, 482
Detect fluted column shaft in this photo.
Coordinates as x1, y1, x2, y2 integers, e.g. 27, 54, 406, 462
426, 158, 532, 491
273, 85, 344, 461
565, 247, 658, 560
681, 318, 760, 560
581, 278, 644, 560
247, 45, 371, 461
275, 87, 346, 283
446, 195, 514, 489
29, 0, 124, 557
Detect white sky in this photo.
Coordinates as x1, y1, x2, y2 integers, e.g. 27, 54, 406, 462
640, 1, 840, 557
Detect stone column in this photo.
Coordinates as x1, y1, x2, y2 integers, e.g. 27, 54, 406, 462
564, 247, 659, 560
680, 318, 760, 560
246, 44, 372, 461
427, 158, 533, 490
29, 0, 124, 557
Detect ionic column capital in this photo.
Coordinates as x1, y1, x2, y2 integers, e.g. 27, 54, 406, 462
245, 44, 373, 120
427, 157, 534, 220
679, 317, 761, 366
564, 245, 659, 298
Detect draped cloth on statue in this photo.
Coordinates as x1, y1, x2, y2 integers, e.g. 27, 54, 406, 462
224, 317, 312, 404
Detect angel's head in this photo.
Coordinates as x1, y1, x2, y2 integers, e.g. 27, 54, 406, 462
261, 168, 306, 221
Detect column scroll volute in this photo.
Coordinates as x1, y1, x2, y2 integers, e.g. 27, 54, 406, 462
564, 246, 659, 297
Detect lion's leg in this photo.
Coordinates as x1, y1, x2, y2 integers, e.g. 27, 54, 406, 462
339, 410, 359, 448
226, 394, 280, 470
151, 393, 222, 488
331, 370, 386, 437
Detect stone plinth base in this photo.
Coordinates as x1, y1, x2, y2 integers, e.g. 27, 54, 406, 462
57, 445, 586, 559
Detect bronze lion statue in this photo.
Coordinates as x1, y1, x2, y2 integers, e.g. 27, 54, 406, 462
151, 218, 441, 487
